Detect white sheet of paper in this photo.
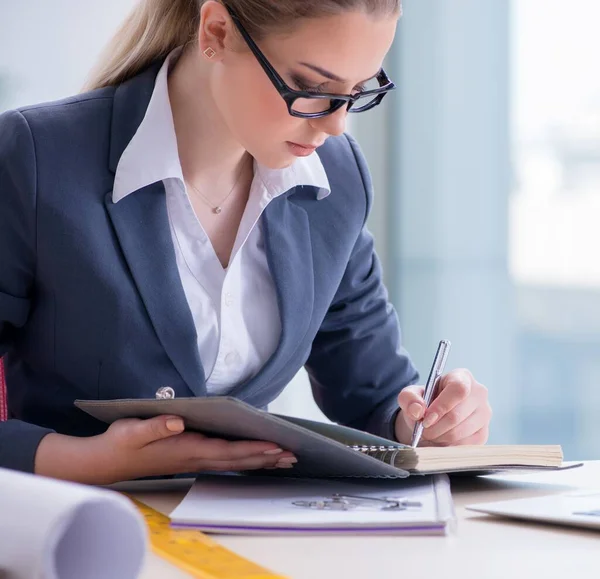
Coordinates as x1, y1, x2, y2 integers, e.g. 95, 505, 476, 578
467, 491, 600, 531
0, 467, 147, 579
169, 473, 455, 535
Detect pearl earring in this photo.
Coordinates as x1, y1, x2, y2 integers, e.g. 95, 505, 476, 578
203, 47, 216, 59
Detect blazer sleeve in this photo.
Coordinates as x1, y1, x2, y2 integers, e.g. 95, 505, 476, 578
304, 133, 420, 441
0, 110, 55, 472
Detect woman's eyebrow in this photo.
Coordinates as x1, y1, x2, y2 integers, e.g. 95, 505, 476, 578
298, 62, 380, 84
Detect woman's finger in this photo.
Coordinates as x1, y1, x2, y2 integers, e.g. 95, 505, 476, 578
195, 455, 296, 472
111, 416, 187, 447
165, 432, 289, 461
147, 432, 294, 463
422, 369, 472, 429
450, 426, 490, 446
397, 384, 426, 421
425, 407, 488, 445
421, 396, 479, 441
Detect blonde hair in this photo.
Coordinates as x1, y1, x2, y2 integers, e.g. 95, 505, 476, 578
83, 0, 401, 92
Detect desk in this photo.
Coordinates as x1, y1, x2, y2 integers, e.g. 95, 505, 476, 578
117, 462, 600, 579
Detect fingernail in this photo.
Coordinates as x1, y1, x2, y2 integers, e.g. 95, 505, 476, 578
409, 403, 423, 420
277, 457, 298, 465
166, 418, 184, 432
277, 463, 294, 469
263, 448, 284, 455
423, 413, 439, 429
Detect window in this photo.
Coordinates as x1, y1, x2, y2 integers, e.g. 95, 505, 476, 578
510, 0, 600, 459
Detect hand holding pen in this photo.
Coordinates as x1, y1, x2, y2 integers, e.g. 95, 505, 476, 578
410, 340, 451, 447
394, 340, 493, 447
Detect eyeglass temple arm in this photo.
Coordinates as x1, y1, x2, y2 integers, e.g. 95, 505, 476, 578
225, 7, 291, 93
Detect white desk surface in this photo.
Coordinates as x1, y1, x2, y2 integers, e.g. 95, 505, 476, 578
117, 461, 600, 579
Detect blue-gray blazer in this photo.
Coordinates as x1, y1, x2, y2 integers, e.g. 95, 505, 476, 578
0, 61, 419, 473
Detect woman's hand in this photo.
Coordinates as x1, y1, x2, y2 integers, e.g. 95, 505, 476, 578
35, 415, 296, 485
394, 369, 492, 446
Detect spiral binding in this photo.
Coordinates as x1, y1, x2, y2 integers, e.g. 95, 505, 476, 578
350, 444, 405, 466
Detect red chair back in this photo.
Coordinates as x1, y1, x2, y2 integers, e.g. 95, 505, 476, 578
0, 358, 7, 421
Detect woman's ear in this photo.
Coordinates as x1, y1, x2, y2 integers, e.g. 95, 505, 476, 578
198, 0, 235, 60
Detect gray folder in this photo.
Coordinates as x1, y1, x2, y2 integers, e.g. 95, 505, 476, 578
75, 396, 414, 478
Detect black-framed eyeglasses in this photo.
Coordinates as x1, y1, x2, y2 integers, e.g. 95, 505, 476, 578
225, 6, 396, 119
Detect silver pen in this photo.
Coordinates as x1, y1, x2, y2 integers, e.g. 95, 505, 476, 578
410, 339, 452, 448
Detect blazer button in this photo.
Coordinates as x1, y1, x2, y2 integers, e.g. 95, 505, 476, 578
155, 386, 176, 399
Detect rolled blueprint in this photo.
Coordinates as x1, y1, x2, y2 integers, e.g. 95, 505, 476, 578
0, 467, 147, 579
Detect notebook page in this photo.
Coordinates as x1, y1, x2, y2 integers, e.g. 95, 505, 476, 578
413, 444, 564, 471
0, 467, 147, 579
169, 473, 454, 534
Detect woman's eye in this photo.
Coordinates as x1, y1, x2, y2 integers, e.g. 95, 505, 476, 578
292, 75, 367, 94
292, 76, 324, 93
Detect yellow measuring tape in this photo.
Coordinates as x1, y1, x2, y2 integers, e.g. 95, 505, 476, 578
128, 496, 288, 579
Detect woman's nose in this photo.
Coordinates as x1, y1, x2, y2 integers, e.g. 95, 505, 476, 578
311, 106, 348, 138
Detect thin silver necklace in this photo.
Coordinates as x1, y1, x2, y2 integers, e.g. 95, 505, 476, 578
186, 157, 248, 215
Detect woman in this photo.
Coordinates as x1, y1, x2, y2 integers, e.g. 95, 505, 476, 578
0, 0, 491, 484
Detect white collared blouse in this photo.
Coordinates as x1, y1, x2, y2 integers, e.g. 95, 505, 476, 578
112, 50, 331, 394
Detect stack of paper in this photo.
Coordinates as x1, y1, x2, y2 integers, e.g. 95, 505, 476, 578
467, 491, 600, 531
0, 467, 147, 579
169, 473, 455, 535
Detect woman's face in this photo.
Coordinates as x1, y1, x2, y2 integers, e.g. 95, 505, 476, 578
203, 4, 399, 169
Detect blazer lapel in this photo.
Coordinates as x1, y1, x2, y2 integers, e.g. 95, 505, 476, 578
105, 185, 206, 396
106, 61, 317, 401
232, 190, 315, 402
108, 62, 162, 174
106, 61, 206, 397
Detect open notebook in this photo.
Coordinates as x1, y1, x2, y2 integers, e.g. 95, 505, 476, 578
168, 472, 456, 535
75, 396, 575, 478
